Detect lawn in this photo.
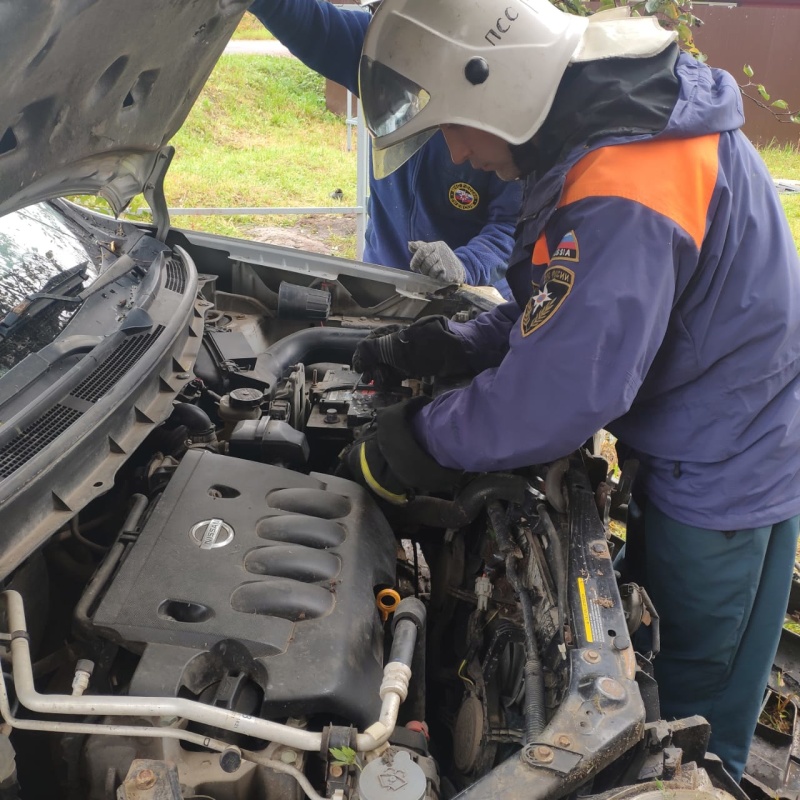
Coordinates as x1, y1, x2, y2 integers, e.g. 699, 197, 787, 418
231, 11, 274, 40
109, 54, 800, 260
164, 54, 359, 255
760, 144, 800, 246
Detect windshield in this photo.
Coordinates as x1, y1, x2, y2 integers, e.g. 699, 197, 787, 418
0, 202, 102, 373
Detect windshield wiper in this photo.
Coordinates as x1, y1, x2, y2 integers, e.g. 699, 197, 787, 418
0, 262, 89, 342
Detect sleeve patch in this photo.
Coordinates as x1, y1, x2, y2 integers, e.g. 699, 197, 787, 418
551, 230, 579, 263
520, 266, 575, 337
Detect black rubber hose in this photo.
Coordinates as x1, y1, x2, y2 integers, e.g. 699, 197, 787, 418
74, 494, 149, 640
486, 502, 546, 741
405, 474, 530, 528
389, 597, 427, 667
389, 620, 418, 667
261, 327, 369, 386
168, 402, 214, 434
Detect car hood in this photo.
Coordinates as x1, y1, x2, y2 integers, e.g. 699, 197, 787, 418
0, 0, 249, 219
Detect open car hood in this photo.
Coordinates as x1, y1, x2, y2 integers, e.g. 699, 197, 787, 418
0, 0, 249, 219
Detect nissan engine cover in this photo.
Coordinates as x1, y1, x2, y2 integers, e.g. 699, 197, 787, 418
91, 449, 396, 726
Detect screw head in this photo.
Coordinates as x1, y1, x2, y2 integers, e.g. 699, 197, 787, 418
556, 735, 572, 748
530, 745, 554, 763
134, 768, 157, 789
583, 649, 601, 664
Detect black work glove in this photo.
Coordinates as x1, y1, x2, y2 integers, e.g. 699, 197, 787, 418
343, 397, 460, 503
352, 316, 473, 387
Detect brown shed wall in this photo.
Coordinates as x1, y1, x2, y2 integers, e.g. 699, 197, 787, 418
693, 3, 800, 147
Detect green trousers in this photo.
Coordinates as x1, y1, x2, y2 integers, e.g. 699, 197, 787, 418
639, 503, 799, 782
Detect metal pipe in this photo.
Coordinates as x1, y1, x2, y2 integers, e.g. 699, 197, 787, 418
4, 590, 406, 753
0, 663, 231, 754
241, 749, 327, 800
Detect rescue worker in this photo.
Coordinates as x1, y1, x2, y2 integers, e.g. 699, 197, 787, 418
247, 0, 522, 296
348, 0, 800, 782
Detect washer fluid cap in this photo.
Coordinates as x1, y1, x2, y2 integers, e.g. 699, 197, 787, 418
358, 749, 426, 800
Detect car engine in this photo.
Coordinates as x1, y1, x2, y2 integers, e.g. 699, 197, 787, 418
0, 245, 747, 800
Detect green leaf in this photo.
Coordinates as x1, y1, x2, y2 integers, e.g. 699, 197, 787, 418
645, 0, 661, 13
743, 64, 754, 78
677, 22, 692, 43
771, 99, 790, 111
599, 0, 616, 8
791, 114, 800, 125
757, 84, 770, 102
329, 746, 357, 767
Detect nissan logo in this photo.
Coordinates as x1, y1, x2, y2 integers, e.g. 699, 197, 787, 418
189, 518, 234, 549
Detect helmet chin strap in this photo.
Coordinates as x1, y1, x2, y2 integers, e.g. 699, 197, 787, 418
510, 137, 542, 179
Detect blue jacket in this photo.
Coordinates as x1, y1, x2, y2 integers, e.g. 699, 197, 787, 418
248, 0, 521, 295
412, 52, 800, 530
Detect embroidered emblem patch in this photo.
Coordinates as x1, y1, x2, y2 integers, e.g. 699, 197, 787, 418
520, 266, 575, 337
449, 182, 480, 211
551, 230, 579, 262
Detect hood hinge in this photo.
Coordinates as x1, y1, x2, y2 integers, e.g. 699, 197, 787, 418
143, 146, 175, 243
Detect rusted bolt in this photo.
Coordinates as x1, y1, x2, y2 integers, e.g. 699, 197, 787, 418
556, 734, 572, 748
533, 745, 554, 763
597, 677, 626, 701
134, 769, 157, 790
329, 764, 344, 778
590, 542, 607, 556
583, 649, 601, 664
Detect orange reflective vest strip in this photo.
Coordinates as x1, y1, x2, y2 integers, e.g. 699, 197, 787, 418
558, 134, 721, 250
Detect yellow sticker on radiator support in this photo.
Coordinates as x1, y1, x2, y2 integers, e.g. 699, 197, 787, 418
578, 577, 593, 644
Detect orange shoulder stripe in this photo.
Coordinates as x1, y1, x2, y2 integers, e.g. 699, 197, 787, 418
558, 134, 720, 250
532, 233, 549, 266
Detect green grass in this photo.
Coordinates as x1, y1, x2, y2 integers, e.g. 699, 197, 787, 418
164, 55, 358, 251
759, 143, 800, 250
232, 12, 275, 41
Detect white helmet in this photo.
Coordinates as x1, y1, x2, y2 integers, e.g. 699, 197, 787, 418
360, 0, 677, 177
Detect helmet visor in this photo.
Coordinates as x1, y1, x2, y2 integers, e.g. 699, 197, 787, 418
371, 128, 436, 179
359, 55, 431, 139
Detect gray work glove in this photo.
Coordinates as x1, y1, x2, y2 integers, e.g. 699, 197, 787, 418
408, 240, 467, 284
